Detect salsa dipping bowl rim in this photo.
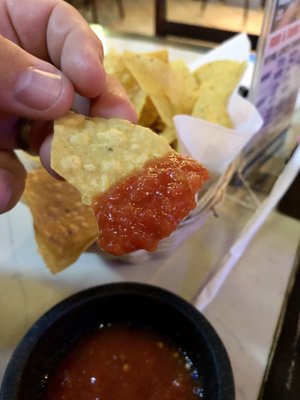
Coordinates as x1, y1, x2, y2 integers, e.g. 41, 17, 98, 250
0, 282, 235, 400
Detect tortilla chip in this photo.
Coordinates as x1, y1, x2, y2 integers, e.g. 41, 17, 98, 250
122, 52, 200, 129
192, 86, 234, 128
160, 126, 177, 144
193, 60, 246, 95
104, 50, 147, 117
122, 52, 175, 126
23, 169, 98, 273
170, 59, 199, 114
192, 60, 247, 127
51, 112, 172, 204
138, 96, 159, 127
143, 49, 169, 63
105, 49, 170, 119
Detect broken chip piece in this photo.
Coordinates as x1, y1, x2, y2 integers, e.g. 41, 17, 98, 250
23, 169, 98, 273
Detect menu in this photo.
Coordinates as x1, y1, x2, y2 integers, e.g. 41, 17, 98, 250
243, 0, 300, 173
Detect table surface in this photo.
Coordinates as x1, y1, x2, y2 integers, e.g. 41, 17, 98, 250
0, 33, 300, 400
1, 197, 299, 400
260, 239, 300, 399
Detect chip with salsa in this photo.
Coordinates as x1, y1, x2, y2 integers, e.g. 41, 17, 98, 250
51, 112, 209, 256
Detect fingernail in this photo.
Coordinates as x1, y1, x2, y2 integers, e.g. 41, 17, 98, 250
14, 67, 63, 111
0, 170, 12, 213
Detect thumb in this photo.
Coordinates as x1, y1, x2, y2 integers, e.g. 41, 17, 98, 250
0, 35, 74, 120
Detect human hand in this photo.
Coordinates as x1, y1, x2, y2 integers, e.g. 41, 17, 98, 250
0, 0, 137, 214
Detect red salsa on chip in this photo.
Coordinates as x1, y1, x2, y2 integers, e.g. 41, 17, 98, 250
93, 153, 208, 255
43, 325, 203, 400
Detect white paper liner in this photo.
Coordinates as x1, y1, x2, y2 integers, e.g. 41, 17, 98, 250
174, 33, 263, 175
174, 95, 263, 174
189, 33, 251, 69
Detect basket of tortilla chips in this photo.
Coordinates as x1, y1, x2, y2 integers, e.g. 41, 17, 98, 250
22, 35, 263, 273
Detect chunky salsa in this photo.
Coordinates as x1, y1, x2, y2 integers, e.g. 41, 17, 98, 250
93, 153, 208, 255
43, 325, 203, 400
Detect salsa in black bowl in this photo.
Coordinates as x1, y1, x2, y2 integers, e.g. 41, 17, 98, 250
0, 282, 235, 400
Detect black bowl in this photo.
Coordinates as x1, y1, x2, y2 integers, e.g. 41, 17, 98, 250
1, 282, 235, 400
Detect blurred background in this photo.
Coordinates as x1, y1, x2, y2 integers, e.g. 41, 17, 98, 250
68, 0, 264, 45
